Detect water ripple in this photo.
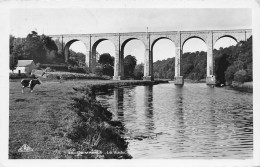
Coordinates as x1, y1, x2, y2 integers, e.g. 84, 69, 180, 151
97, 83, 253, 159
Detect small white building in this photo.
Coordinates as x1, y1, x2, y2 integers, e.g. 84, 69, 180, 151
13, 60, 36, 74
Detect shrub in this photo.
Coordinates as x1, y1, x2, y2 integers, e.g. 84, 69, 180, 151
101, 65, 114, 76
40, 64, 68, 72
94, 67, 103, 76
45, 67, 55, 72
234, 69, 248, 83
83, 66, 90, 74
225, 65, 238, 85
68, 65, 86, 74
36, 63, 41, 70
9, 73, 36, 79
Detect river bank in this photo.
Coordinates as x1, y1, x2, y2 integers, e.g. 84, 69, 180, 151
230, 81, 253, 93
9, 79, 168, 159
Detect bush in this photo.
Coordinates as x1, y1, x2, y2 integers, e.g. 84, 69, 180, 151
9, 73, 36, 79
45, 67, 55, 72
36, 63, 41, 70
101, 65, 114, 76
68, 65, 86, 74
45, 74, 60, 80
234, 70, 248, 83
225, 65, 237, 85
83, 66, 90, 74
40, 64, 68, 72
94, 67, 103, 76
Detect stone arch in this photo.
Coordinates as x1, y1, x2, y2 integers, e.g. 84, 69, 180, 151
91, 38, 116, 72
181, 36, 207, 51
213, 35, 238, 49
213, 31, 246, 46
151, 37, 176, 50
120, 37, 146, 78
151, 37, 176, 79
121, 37, 146, 50
181, 36, 208, 82
215, 35, 238, 43
64, 39, 86, 63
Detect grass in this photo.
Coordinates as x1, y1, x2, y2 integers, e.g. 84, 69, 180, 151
231, 81, 253, 93
9, 79, 147, 159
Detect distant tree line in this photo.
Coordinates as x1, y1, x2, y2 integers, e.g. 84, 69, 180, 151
153, 51, 207, 81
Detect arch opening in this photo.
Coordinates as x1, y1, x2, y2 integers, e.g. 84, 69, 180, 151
152, 37, 176, 80
92, 39, 116, 76
214, 36, 237, 50
182, 37, 207, 82
121, 38, 145, 80
64, 40, 88, 72
214, 36, 238, 86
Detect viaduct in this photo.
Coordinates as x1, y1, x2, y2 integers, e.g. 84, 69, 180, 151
49, 29, 252, 85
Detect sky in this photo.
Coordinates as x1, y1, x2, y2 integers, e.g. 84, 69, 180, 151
10, 8, 251, 63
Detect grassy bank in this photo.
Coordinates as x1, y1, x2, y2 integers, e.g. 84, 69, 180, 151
231, 81, 253, 93
10, 80, 156, 159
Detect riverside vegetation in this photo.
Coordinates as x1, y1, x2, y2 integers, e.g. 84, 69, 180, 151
9, 78, 165, 159
9, 80, 142, 159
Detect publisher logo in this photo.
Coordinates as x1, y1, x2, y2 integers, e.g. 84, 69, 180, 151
18, 144, 34, 152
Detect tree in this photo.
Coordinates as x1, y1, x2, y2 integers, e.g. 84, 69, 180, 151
9, 36, 26, 70
225, 65, 238, 84
98, 53, 114, 66
234, 70, 248, 83
97, 53, 114, 76
124, 55, 137, 77
134, 63, 144, 80
9, 55, 17, 71
24, 31, 46, 63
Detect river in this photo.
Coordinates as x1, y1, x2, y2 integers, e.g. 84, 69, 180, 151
97, 82, 253, 159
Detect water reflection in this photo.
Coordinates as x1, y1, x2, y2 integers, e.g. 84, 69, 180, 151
114, 87, 124, 120
97, 83, 253, 159
144, 85, 154, 133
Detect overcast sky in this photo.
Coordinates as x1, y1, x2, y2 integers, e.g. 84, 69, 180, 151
10, 8, 252, 63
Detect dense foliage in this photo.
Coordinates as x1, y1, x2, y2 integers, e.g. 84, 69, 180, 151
215, 36, 252, 85
97, 53, 114, 76
153, 58, 175, 80
134, 63, 144, 80
10, 31, 65, 70
10, 31, 88, 73
124, 55, 137, 78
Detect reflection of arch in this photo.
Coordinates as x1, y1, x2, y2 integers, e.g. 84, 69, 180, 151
114, 87, 124, 120
144, 85, 154, 133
